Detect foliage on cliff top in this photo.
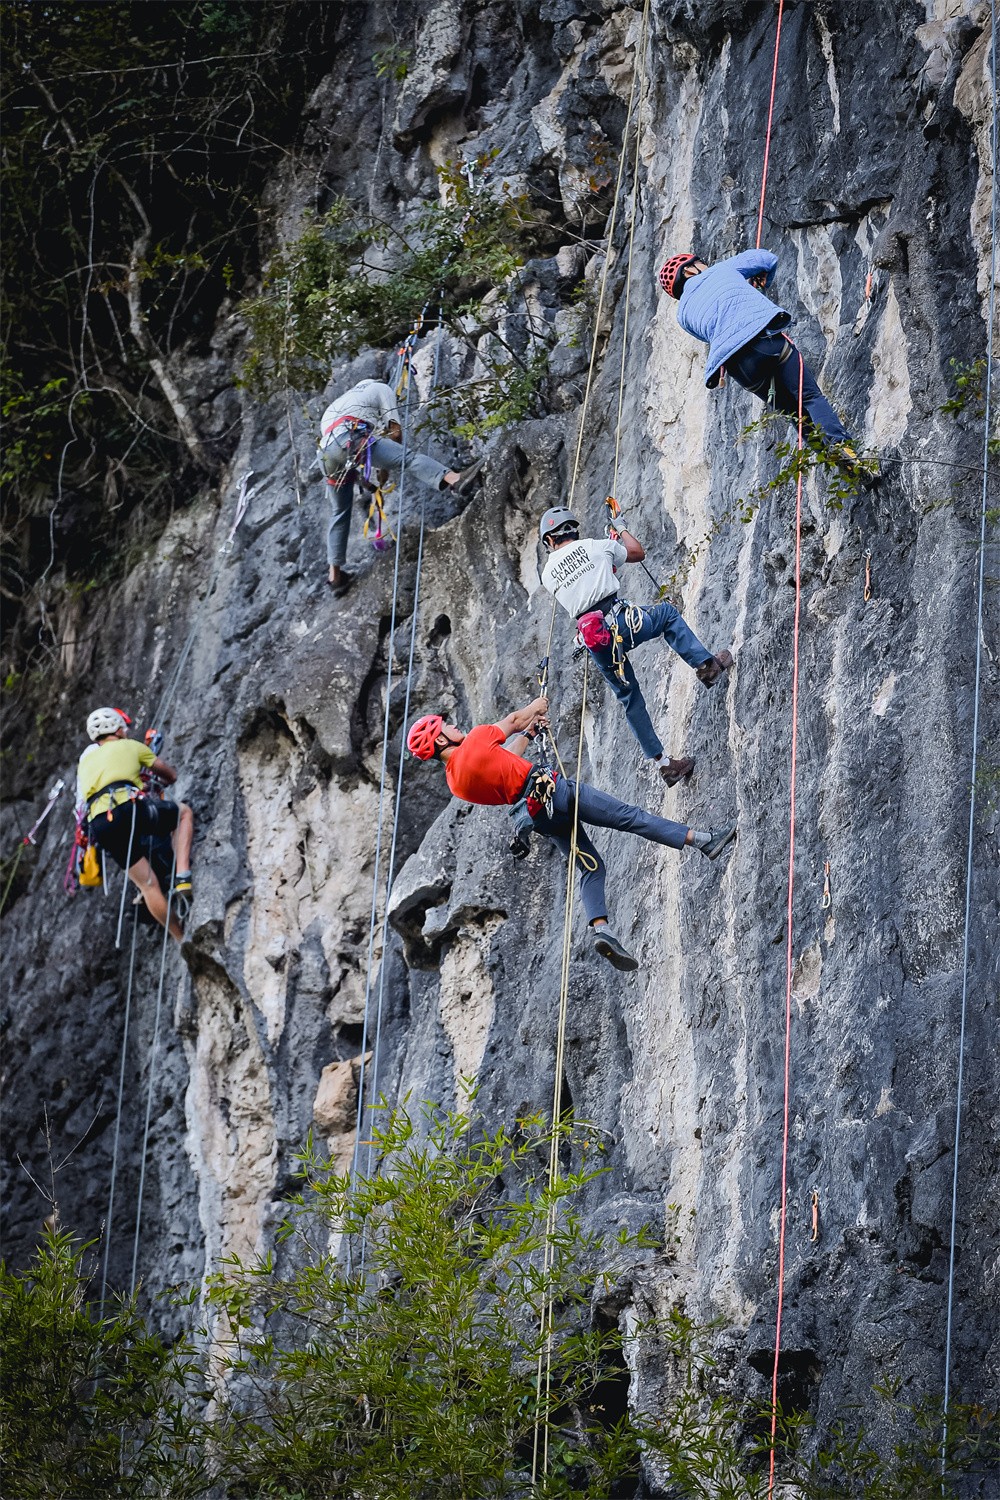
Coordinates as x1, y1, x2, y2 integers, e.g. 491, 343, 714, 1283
240, 156, 552, 439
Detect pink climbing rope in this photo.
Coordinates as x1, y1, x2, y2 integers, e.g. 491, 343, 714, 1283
768, 348, 804, 1497
756, 0, 786, 248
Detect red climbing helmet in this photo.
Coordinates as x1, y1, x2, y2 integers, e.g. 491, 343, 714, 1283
407, 714, 444, 761
659, 254, 699, 299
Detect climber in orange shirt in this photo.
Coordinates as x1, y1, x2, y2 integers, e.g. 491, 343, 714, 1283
407, 698, 736, 972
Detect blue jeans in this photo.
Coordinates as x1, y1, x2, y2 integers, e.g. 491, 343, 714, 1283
321, 435, 449, 567
536, 776, 688, 924
588, 600, 713, 759
725, 328, 852, 445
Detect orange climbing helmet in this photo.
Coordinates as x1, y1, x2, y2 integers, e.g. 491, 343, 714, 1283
407, 714, 444, 760
659, 254, 699, 299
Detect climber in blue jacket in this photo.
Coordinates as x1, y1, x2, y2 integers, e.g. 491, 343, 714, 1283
659, 251, 874, 478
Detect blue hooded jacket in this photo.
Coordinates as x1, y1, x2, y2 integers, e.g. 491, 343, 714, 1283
676, 250, 790, 387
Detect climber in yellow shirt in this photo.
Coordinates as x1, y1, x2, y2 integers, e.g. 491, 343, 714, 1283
78, 708, 194, 941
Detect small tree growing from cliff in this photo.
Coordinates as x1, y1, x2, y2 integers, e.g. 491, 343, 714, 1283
0, 1225, 209, 1499
205, 1100, 653, 1498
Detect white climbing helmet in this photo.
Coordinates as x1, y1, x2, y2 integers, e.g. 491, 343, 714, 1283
86, 707, 129, 741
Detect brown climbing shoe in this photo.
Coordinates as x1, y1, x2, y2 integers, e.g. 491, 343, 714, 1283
696, 650, 734, 688
658, 756, 695, 787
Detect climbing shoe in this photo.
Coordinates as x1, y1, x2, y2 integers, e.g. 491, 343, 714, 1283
698, 824, 737, 861
696, 650, 734, 688
592, 926, 640, 972
173, 872, 192, 894
328, 569, 355, 598
449, 457, 485, 495
658, 755, 695, 787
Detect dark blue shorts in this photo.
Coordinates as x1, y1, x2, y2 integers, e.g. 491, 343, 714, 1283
88, 796, 179, 871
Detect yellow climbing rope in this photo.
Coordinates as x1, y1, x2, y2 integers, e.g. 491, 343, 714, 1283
531, 1, 651, 1477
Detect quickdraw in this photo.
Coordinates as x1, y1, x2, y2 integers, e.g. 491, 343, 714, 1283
363, 483, 396, 552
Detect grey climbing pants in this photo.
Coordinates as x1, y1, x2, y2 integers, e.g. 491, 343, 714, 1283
321, 434, 450, 567
535, 776, 688, 924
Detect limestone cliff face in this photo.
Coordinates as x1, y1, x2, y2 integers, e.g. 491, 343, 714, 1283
3, 0, 997, 1457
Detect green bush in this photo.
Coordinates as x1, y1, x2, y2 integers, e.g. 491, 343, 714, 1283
2, 1112, 995, 1498
0, 1226, 208, 1499
239, 158, 550, 440
205, 1101, 649, 1498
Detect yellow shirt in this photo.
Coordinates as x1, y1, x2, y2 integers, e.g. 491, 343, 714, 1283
80, 739, 156, 817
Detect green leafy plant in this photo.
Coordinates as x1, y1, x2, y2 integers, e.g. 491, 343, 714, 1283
1, 1115, 995, 1498
239, 158, 550, 441
373, 41, 413, 81
940, 357, 1000, 458
665, 414, 875, 596
205, 1099, 650, 1498
0, 1226, 209, 1499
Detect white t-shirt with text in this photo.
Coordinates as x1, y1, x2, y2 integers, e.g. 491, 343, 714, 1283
540, 537, 628, 618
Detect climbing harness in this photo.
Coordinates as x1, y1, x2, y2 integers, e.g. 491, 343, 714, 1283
321, 415, 376, 487
943, 0, 997, 1455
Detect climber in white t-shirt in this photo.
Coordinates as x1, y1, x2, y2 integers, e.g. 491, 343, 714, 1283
539, 506, 733, 786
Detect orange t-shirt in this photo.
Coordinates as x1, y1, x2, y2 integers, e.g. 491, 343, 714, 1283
444, 724, 532, 806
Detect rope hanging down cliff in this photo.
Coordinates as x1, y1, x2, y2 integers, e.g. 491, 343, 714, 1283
347, 314, 443, 1274
942, 0, 997, 1452
98, 479, 255, 1302
533, 0, 650, 1480
752, 4, 800, 1493
537, 0, 652, 715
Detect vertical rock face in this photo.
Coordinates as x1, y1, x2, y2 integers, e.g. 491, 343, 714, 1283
2, 0, 997, 1451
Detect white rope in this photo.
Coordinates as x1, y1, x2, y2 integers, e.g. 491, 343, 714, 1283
129, 845, 176, 1297
99, 901, 139, 1309
347, 357, 418, 1275
942, 0, 997, 1447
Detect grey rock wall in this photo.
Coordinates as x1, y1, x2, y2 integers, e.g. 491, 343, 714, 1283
3, 0, 997, 1468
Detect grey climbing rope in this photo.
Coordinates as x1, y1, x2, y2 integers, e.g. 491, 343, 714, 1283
362, 312, 444, 1192
99, 901, 139, 1309
942, 0, 997, 1449
129, 846, 176, 1297
347, 353, 418, 1273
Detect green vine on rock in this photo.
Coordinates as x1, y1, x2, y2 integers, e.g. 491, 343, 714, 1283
664, 414, 875, 597
239, 156, 552, 441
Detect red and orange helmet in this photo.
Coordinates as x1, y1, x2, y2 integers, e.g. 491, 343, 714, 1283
659, 254, 699, 299
407, 714, 444, 760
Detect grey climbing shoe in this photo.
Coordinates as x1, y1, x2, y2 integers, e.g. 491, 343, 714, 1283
696, 650, 734, 688
658, 755, 695, 787
449, 457, 486, 495
592, 926, 639, 971
699, 823, 737, 861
